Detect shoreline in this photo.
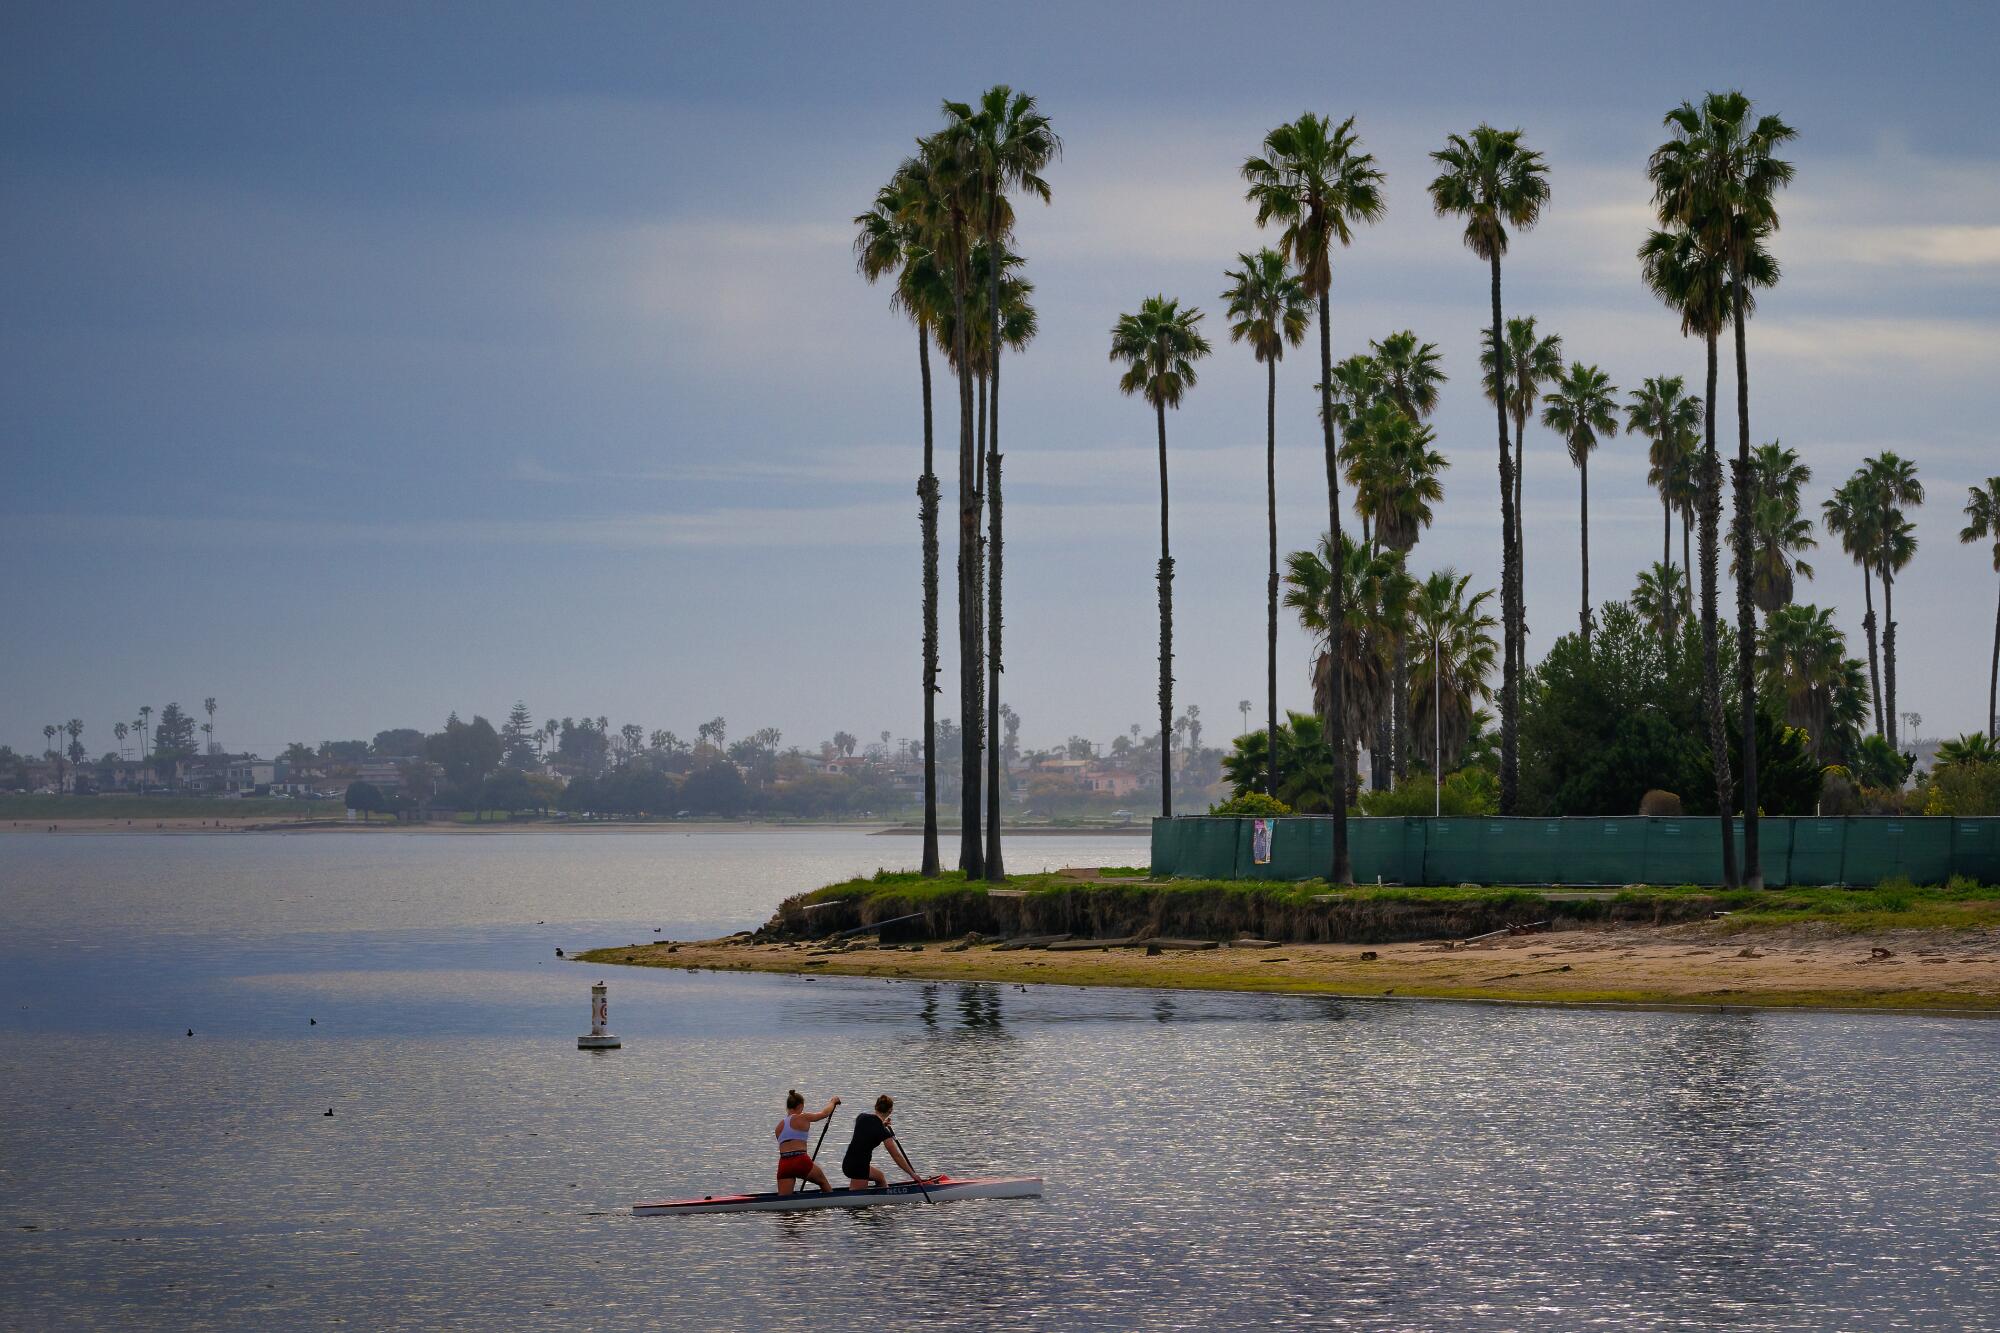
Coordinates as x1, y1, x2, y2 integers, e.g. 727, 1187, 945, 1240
579, 924, 2000, 1014
1, 817, 1156, 837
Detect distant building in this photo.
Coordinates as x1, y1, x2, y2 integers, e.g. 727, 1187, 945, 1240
354, 760, 413, 793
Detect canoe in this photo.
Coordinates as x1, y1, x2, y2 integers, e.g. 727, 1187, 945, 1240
632, 1174, 1042, 1216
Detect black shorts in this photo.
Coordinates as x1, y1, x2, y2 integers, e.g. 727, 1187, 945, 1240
842, 1155, 877, 1180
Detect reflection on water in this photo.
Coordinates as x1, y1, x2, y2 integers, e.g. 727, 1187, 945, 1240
1, 831, 1997, 1330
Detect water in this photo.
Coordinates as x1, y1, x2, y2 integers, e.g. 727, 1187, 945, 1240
2, 829, 1997, 1330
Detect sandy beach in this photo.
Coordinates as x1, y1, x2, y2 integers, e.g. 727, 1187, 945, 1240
584, 922, 2000, 1013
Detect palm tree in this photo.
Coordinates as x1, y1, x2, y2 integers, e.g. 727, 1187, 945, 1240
1963, 477, 2000, 739
1737, 441, 1815, 620
138, 705, 152, 762
1222, 247, 1309, 800
855, 159, 952, 877
1632, 562, 1691, 642
1650, 89, 1795, 890
1625, 375, 1703, 647
1479, 315, 1564, 674
1344, 400, 1447, 782
947, 86, 1058, 882
43, 724, 60, 790
1111, 295, 1211, 818
1284, 535, 1398, 792
203, 697, 218, 755
1370, 330, 1445, 422
1822, 476, 1885, 736
912, 125, 987, 876
1935, 732, 1998, 769
1858, 452, 1923, 750
1539, 362, 1620, 645
114, 721, 129, 762
1407, 568, 1499, 775
64, 720, 83, 789
1759, 603, 1849, 762
1243, 112, 1385, 881
1367, 329, 1446, 780
1429, 124, 1550, 816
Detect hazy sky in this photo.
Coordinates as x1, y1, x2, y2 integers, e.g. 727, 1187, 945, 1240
5, 1, 1997, 761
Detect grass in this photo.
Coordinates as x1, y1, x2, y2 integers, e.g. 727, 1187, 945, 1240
797, 868, 1552, 909
0, 793, 345, 820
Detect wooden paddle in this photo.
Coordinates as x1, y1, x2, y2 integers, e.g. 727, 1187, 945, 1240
805, 1106, 836, 1192
898, 1135, 934, 1204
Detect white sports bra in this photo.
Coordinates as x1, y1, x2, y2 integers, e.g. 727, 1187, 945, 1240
776, 1114, 808, 1150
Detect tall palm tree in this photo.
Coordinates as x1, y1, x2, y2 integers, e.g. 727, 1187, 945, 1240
65, 720, 83, 788
1857, 452, 1923, 750
1821, 475, 1884, 736
1244, 112, 1385, 881
203, 697, 218, 755
1963, 477, 2000, 739
43, 724, 60, 790
948, 85, 1058, 882
1539, 362, 1620, 645
1736, 441, 1815, 620
1429, 124, 1550, 816
856, 160, 952, 877
1650, 89, 1795, 890
1625, 374, 1703, 647
1479, 316, 1564, 674
913, 125, 987, 876
138, 705, 152, 762
1407, 568, 1499, 775
114, 721, 129, 762
1222, 247, 1309, 799
1111, 295, 1211, 818
1759, 603, 1849, 762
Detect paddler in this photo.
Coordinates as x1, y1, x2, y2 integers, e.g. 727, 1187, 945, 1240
776, 1089, 840, 1194
842, 1094, 919, 1190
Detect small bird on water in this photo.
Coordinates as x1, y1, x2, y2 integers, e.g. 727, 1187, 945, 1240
555, 947, 564, 957
186, 1028, 194, 1037
324, 1108, 334, 1117
309, 1018, 316, 1025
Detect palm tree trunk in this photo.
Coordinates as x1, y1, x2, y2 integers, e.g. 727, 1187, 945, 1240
1156, 392, 1174, 819
1730, 266, 1762, 889
951, 252, 983, 878
1489, 254, 1520, 817
1514, 406, 1527, 681
985, 403, 1004, 881
1883, 567, 1899, 752
1699, 330, 1738, 888
1316, 286, 1352, 882
1265, 355, 1281, 799
1392, 631, 1409, 784
1579, 451, 1592, 646
917, 324, 940, 877
1860, 568, 1883, 736
1988, 578, 1999, 740
1661, 495, 1674, 649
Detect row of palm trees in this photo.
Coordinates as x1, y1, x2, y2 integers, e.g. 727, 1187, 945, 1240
854, 88, 1058, 882
859, 89, 1995, 888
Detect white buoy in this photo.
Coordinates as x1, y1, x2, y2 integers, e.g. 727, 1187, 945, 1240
578, 980, 621, 1050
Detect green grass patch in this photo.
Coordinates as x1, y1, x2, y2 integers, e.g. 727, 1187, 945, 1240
1707, 876, 2000, 932
1095, 865, 1151, 878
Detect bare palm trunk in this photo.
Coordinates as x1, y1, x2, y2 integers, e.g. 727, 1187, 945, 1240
1661, 496, 1675, 649
1514, 406, 1527, 681
1883, 567, 1899, 753
1316, 286, 1352, 882
1156, 391, 1174, 819
917, 324, 941, 877
1489, 254, 1520, 817
1860, 568, 1883, 736
1265, 355, 1281, 798
1392, 632, 1409, 784
1579, 452, 1592, 645
985, 363, 1004, 881
1988, 579, 1999, 740
951, 253, 984, 878
1699, 330, 1738, 889
1729, 271, 1762, 888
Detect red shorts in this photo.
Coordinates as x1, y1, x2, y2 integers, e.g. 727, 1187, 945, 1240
777, 1152, 814, 1182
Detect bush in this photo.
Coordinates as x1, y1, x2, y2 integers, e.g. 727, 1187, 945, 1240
1209, 791, 1293, 816
1358, 768, 1499, 817
1919, 759, 2000, 816
1638, 789, 1683, 816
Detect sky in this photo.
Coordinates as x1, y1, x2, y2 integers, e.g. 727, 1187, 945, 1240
4, 0, 1998, 762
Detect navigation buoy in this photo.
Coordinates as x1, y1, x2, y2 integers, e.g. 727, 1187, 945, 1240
578, 981, 621, 1050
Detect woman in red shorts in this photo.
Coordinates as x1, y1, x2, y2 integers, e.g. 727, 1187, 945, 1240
775, 1089, 840, 1194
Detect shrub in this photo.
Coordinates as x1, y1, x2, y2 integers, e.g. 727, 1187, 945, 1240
1638, 789, 1683, 816
1817, 766, 1862, 816
1208, 791, 1293, 817
1919, 759, 2000, 816
1358, 768, 1499, 817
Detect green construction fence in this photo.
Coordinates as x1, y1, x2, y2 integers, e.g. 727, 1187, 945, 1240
1149, 815, 2000, 887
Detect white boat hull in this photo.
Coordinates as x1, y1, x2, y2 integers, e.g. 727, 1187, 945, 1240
633, 1174, 1042, 1216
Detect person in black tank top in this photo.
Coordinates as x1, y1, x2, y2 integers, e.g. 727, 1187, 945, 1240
842, 1094, 919, 1189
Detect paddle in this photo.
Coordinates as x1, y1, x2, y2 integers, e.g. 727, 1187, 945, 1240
897, 1135, 934, 1204
805, 1105, 836, 1192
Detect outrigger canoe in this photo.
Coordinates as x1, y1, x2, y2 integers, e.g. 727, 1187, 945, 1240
633, 1174, 1042, 1216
